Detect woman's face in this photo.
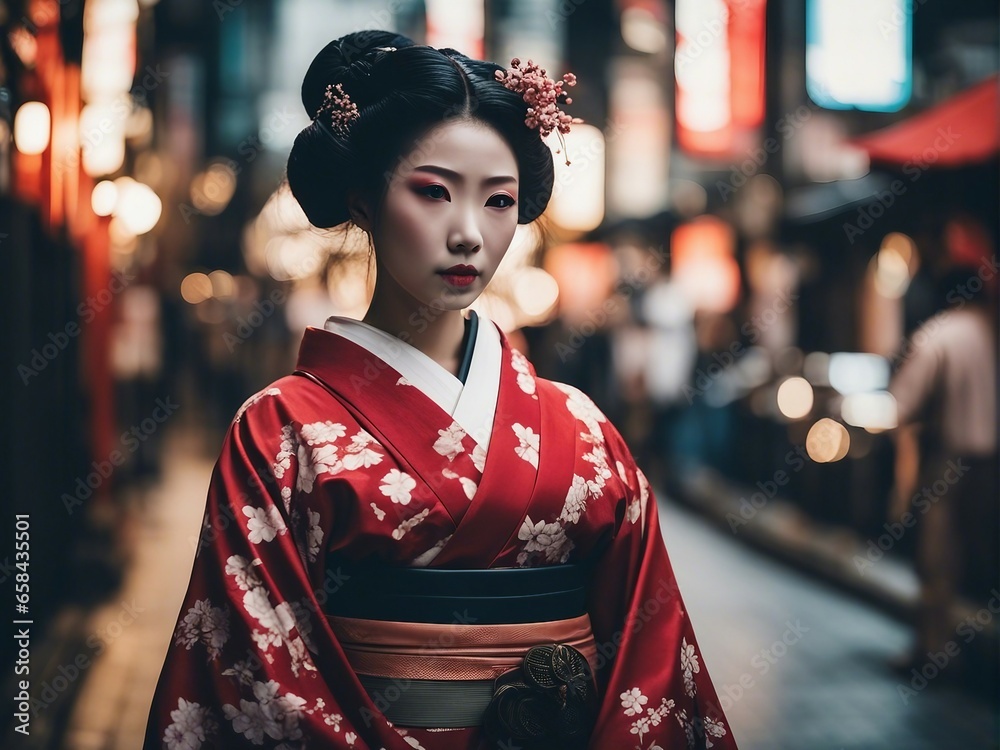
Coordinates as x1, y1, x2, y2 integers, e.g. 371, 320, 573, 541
363, 119, 520, 313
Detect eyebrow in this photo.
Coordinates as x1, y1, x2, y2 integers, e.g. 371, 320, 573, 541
412, 165, 517, 186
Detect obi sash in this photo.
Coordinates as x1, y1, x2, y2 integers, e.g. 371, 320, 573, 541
323, 564, 599, 739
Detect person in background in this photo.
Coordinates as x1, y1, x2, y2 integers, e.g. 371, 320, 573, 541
888, 263, 998, 682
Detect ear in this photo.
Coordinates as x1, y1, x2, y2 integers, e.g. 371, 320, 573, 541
347, 191, 373, 232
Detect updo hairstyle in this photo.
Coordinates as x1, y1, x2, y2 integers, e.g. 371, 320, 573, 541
286, 29, 556, 230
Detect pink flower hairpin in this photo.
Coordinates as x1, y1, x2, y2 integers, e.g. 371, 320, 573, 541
315, 82, 360, 137
495, 57, 583, 165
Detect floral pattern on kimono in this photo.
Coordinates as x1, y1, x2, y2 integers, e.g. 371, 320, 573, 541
143, 322, 738, 749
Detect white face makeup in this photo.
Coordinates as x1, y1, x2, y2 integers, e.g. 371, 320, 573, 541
366, 118, 520, 313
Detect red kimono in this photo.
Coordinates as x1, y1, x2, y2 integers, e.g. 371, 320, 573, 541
144, 322, 738, 749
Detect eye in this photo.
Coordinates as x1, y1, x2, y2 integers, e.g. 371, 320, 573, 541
488, 194, 517, 209
417, 184, 449, 201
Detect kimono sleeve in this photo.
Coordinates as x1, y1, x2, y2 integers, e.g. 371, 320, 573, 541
586, 423, 739, 750
142, 395, 405, 750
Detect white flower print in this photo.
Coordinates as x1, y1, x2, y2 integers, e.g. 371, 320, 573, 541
242, 505, 288, 544
620, 687, 648, 717
517, 516, 574, 565
616, 459, 628, 483
175, 599, 230, 660
163, 697, 217, 750
471, 443, 487, 473
280, 486, 292, 514
647, 697, 675, 727
244, 587, 293, 636
512, 423, 539, 468
231, 562, 317, 677
629, 467, 651, 528
623, 690, 674, 746
234, 388, 281, 423
225, 555, 262, 591
310, 442, 344, 479
272, 425, 296, 480
630, 716, 651, 735
392, 508, 429, 540
380, 469, 417, 505
628, 497, 642, 524
296, 440, 318, 494
705, 716, 728, 747
511, 349, 537, 397
683, 671, 696, 698
516, 371, 536, 396
223, 680, 305, 744
345, 731, 357, 744
582, 445, 613, 498
680, 638, 701, 677
558, 475, 589, 524
433, 421, 467, 461
555, 382, 607, 439
300, 420, 347, 445
370, 502, 386, 521
342, 430, 384, 469
323, 712, 343, 729
397, 376, 413, 386
403, 736, 427, 749
459, 476, 478, 500
681, 641, 700, 699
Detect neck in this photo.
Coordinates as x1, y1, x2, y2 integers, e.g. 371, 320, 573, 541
363, 283, 468, 376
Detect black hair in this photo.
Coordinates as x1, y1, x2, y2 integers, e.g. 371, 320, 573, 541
285, 29, 555, 230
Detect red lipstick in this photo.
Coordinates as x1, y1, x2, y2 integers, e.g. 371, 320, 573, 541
438, 264, 480, 288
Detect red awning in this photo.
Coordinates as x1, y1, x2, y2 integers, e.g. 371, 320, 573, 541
851, 75, 999, 167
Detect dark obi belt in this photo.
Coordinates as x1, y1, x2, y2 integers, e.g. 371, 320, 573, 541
323, 563, 599, 747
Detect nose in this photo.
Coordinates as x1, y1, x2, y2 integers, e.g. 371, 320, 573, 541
448, 202, 483, 255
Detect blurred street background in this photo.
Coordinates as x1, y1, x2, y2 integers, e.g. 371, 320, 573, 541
0, 0, 997, 748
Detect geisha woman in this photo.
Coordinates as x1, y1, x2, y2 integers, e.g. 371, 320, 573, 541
143, 29, 739, 750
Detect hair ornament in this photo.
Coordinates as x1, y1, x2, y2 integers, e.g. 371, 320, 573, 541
315, 82, 360, 138
495, 57, 583, 165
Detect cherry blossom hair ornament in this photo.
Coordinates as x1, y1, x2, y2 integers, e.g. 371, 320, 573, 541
495, 57, 583, 166
311, 46, 399, 138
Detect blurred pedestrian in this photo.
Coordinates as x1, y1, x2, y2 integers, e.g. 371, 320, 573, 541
888, 262, 998, 679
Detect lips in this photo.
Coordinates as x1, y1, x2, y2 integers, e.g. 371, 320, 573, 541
440, 264, 480, 275
438, 264, 480, 288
